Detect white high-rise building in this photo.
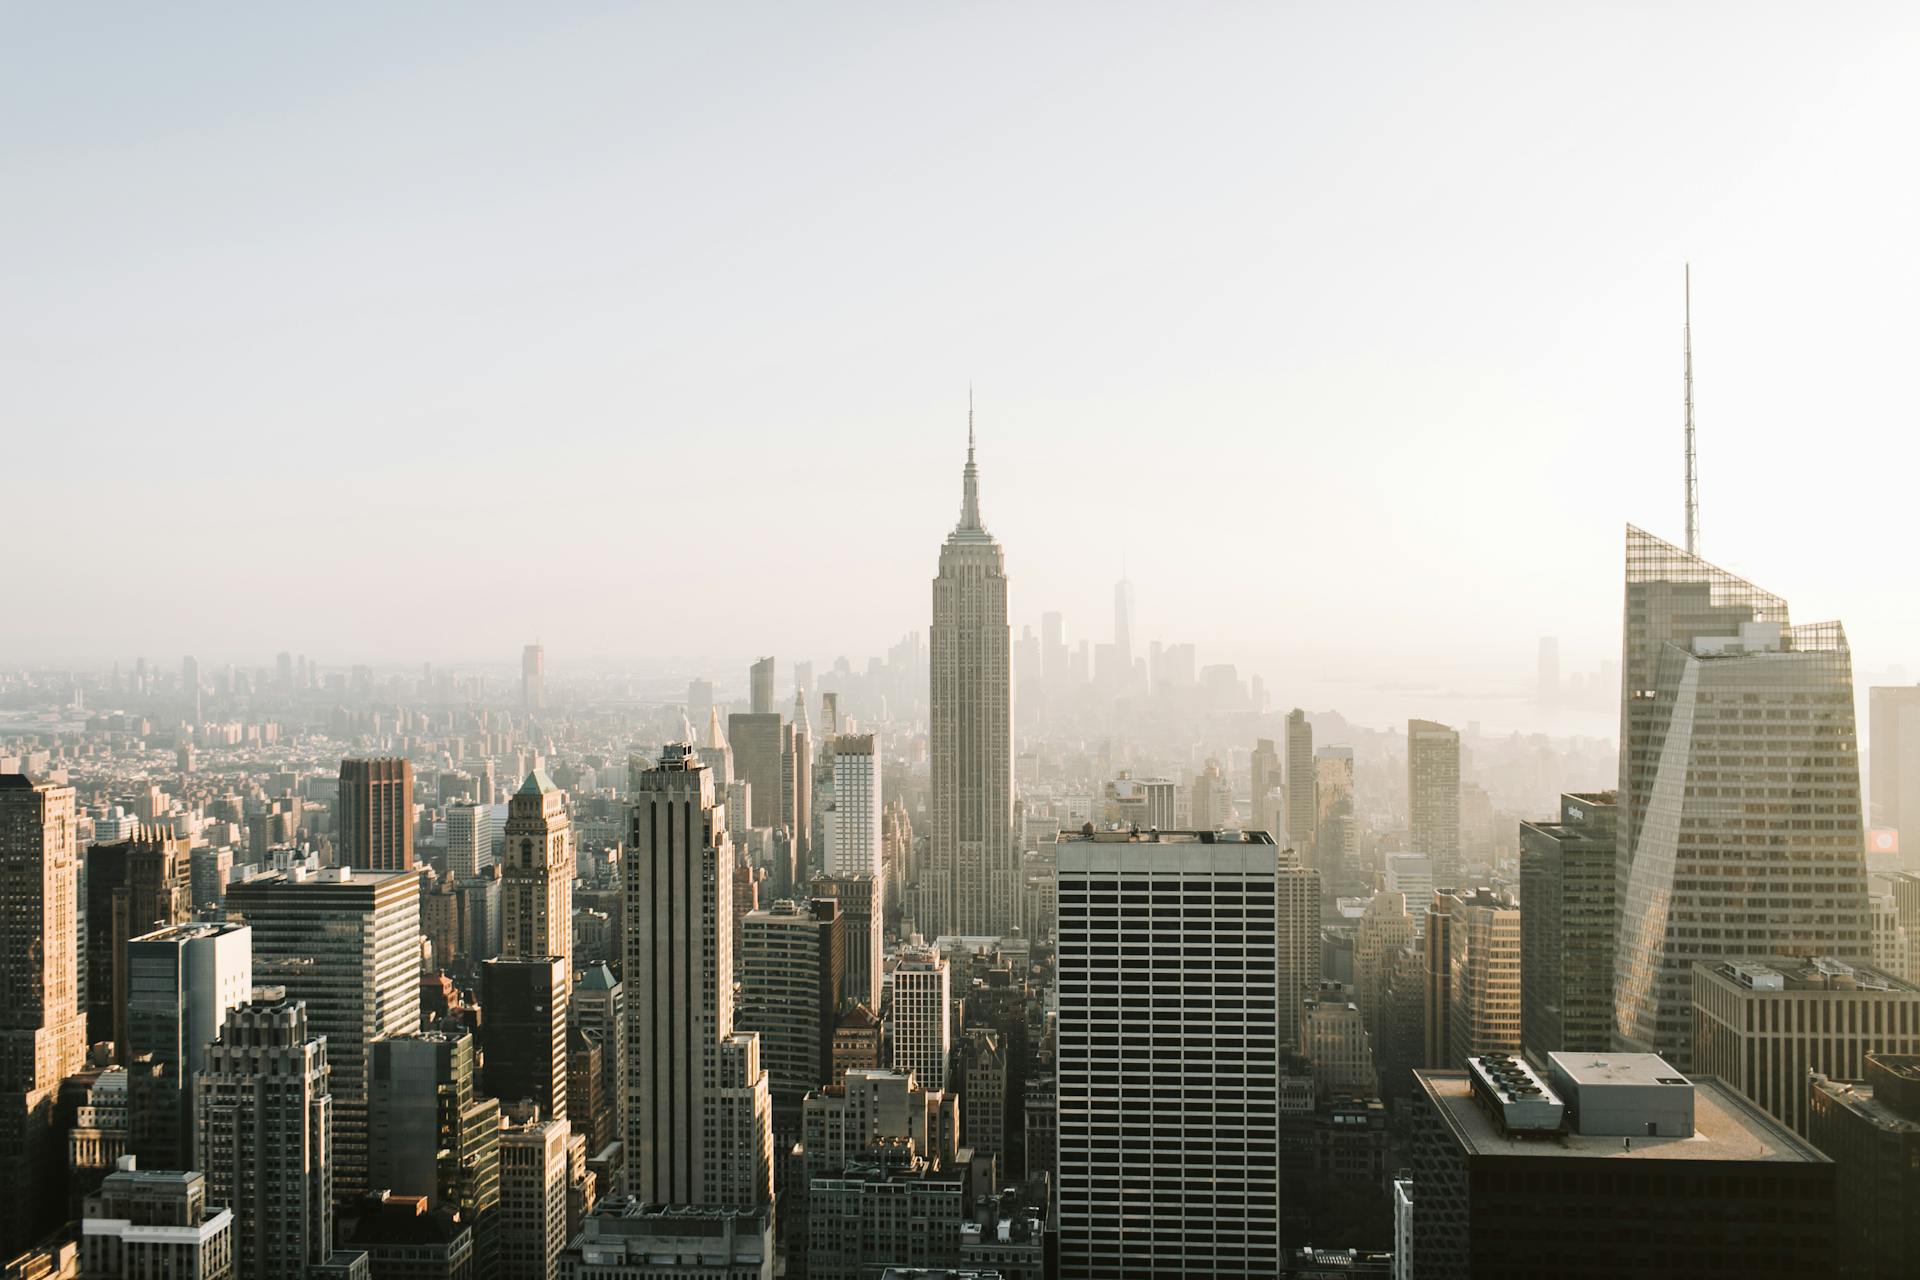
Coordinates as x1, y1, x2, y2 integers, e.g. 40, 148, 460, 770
928, 418, 1015, 937
1384, 854, 1434, 907
447, 801, 493, 881
1055, 829, 1282, 1279
623, 744, 772, 1210
889, 951, 951, 1092
826, 734, 882, 877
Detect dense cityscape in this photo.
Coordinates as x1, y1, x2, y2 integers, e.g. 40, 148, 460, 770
3, 416, 1918, 1277
8, 7, 1920, 1279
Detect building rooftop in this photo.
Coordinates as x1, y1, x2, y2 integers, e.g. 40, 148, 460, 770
1700, 956, 1919, 995
128, 920, 248, 944
1055, 826, 1276, 845
1416, 1069, 1826, 1163
1811, 1075, 1920, 1135
230, 865, 419, 893
1549, 1052, 1692, 1091
576, 962, 618, 992
836, 1003, 880, 1030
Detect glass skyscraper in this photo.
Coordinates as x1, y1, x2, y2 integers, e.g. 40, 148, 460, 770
1613, 526, 1872, 1068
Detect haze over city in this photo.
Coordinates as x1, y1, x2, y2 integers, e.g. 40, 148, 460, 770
8, 4, 1920, 733
6, 8, 1920, 1280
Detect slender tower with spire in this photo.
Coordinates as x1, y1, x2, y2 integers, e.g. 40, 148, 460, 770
927, 395, 1015, 938
1684, 263, 1699, 556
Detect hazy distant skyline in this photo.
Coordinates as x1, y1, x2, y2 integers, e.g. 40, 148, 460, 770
8, 5, 1918, 715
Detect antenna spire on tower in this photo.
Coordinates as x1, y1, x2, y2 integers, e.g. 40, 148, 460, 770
957, 386, 984, 533
1684, 263, 1699, 557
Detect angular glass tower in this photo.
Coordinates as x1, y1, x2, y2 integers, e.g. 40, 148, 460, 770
1614, 526, 1871, 1067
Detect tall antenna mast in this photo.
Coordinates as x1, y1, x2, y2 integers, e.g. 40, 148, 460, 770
1683, 263, 1699, 556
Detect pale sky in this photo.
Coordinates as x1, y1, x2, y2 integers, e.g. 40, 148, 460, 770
7, 4, 1918, 717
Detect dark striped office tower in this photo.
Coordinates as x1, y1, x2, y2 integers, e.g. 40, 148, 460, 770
337, 756, 416, 871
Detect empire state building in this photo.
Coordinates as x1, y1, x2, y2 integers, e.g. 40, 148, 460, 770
928, 413, 1015, 938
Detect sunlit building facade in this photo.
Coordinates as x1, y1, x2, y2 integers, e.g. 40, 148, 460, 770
1614, 526, 1873, 1068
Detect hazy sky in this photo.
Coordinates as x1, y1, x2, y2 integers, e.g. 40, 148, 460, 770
7, 4, 1918, 714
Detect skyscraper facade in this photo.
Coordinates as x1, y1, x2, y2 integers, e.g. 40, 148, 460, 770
1056, 829, 1282, 1279
928, 424, 1015, 938
337, 757, 416, 871
824, 734, 881, 877
0, 774, 87, 1254
890, 951, 952, 1093
500, 1116, 570, 1280
1407, 719, 1462, 886
225, 866, 423, 1198
196, 993, 333, 1278
728, 712, 792, 835
571, 964, 625, 1168
522, 642, 546, 714
785, 693, 813, 869
124, 921, 252, 1167
1314, 747, 1355, 888
1251, 738, 1283, 840
623, 744, 771, 1209
1518, 792, 1618, 1061
1614, 526, 1873, 1068
750, 656, 776, 716
447, 801, 493, 882
369, 1030, 501, 1214
481, 955, 569, 1128
1424, 889, 1522, 1067
810, 872, 882, 1010
1277, 851, 1322, 1050
1285, 709, 1315, 856
736, 898, 843, 1146
1113, 576, 1136, 673
501, 769, 574, 973
84, 825, 192, 1055
1691, 956, 1920, 1136
1869, 685, 1920, 860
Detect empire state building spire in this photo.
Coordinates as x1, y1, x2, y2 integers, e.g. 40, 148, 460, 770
956, 392, 988, 537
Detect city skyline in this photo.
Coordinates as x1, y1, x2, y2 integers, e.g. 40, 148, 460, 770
5, 7, 1920, 1276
